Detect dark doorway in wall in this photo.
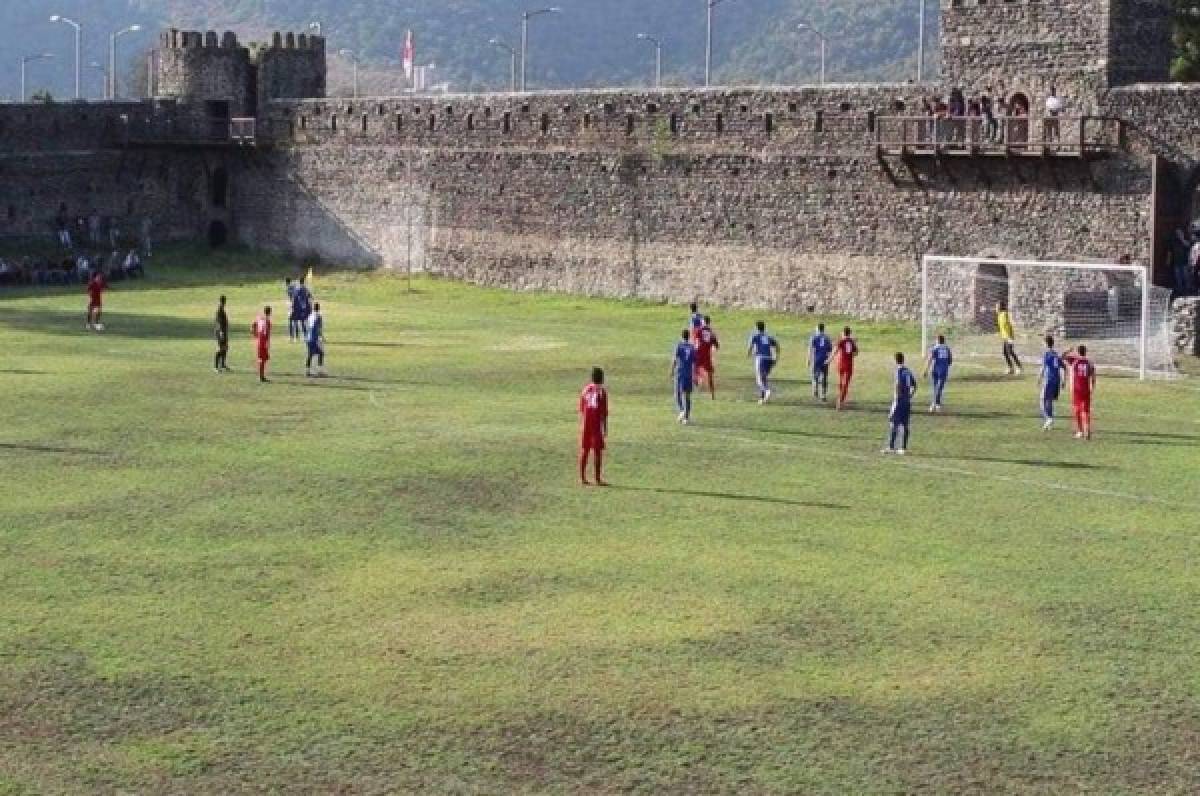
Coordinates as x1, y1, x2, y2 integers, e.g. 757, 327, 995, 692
975, 260, 1010, 329
208, 220, 228, 248
210, 167, 228, 208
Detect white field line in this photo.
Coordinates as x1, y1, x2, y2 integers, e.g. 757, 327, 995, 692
696, 430, 1200, 513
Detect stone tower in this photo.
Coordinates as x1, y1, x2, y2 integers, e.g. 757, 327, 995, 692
157, 30, 254, 116
940, 0, 1173, 108
155, 29, 325, 118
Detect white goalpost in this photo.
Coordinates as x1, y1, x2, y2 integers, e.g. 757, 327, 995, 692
921, 255, 1177, 380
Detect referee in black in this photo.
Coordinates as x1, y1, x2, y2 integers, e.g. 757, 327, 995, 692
214, 295, 230, 372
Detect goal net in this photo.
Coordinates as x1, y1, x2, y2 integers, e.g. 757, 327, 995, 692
921, 255, 1177, 380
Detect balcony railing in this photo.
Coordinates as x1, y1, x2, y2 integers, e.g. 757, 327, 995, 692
114, 114, 259, 147
874, 116, 1122, 159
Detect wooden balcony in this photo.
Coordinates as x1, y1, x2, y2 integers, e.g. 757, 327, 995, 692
875, 116, 1122, 160
115, 115, 260, 149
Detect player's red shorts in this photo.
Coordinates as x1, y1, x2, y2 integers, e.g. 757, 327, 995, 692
580, 429, 605, 451
88, 300, 102, 311
1073, 395, 1091, 414
696, 357, 714, 375
257, 345, 270, 362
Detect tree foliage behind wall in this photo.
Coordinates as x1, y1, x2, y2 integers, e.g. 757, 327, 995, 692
1172, 1, 1200, 81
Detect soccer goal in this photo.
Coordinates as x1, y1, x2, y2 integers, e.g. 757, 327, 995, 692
921, 255, 1177, 380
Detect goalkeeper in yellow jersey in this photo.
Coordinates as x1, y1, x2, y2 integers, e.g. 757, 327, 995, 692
996, 302, 1023, 375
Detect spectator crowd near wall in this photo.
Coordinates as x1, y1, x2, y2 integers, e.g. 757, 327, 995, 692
0, 209, 151, 289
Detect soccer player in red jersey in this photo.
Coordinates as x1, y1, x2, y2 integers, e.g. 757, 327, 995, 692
253, 306, 273, 383
85, 270, 107, 331
694, 315, 720, 399
578, 367, 609, 486
1066, 345, 1097, 440
834, 326, 859, 410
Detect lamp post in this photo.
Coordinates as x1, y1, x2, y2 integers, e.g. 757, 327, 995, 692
49, 14, 82, 100
339, 49, 359, 98
636, 34, 663, 89
705, 0, 741, 88
109, 24, 142, 100
797, 22, 828, 85
489, 38, 518, 92
521, 7, 560, 92
916, 0, 926, 83
21, 53, 54, 101
308, 22, 322, 36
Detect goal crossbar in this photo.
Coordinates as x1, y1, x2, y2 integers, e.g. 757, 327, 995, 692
921, 255, 1159, 381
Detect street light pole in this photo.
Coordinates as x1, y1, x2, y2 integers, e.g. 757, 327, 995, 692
705, 0, 740, 88
109, 25, 142, 100
636, 34, 663, 89
21, 53, 55, 101
520, 7, 560, 92
308, 21, 322, 36
50, 15, 82, 100
797, 23, 828, 85
916, 0, 926, 83
339, 49, 359, 98
489, 39, 518, 92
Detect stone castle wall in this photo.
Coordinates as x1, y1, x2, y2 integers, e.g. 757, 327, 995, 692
236, 88, 1151, 321
0, 101, 235, 245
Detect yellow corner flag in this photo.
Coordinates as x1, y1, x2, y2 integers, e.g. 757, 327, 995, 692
305, 266, 315, 290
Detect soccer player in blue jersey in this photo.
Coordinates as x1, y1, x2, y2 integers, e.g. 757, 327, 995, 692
305, 302, 327, 377
1038, 335, 1067, 431
807, 322, 833, 401
688, 302, 704, 343
747, 320, 780, 404
922, 334, 953, 412
883, 352, 918, 455
290, 277, 312, 342
671, 329, 697, 424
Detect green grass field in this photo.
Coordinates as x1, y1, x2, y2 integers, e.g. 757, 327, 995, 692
2, 247, 1198, 793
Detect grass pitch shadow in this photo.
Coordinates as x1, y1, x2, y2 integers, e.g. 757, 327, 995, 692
0, 442, 110, 455
612, 484, 848, 510
926, 453, 1115, 471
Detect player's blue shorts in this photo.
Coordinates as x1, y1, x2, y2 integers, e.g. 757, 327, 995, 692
757, 357, 776, 378
932, 368, 949, 382
890, 402, 911, 425
307, 340, 323, 356
1043, 381, 1060, 401
676, 376, 694, 393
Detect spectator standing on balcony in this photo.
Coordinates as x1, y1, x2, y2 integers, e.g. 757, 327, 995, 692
981, 90, 997, 141
1045, 87, 1064, 143
996, 95, 1010, 143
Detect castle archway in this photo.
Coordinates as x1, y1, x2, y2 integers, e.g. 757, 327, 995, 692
974, 253, 1011, 329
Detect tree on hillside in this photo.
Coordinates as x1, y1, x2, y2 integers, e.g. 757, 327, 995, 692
1172, 1, 1200, 81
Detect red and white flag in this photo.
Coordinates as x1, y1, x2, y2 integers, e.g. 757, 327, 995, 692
402, 30, 415, 81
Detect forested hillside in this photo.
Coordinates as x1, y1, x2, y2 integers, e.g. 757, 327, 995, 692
3, 0, 938, 100
3, 0, 1197, 101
